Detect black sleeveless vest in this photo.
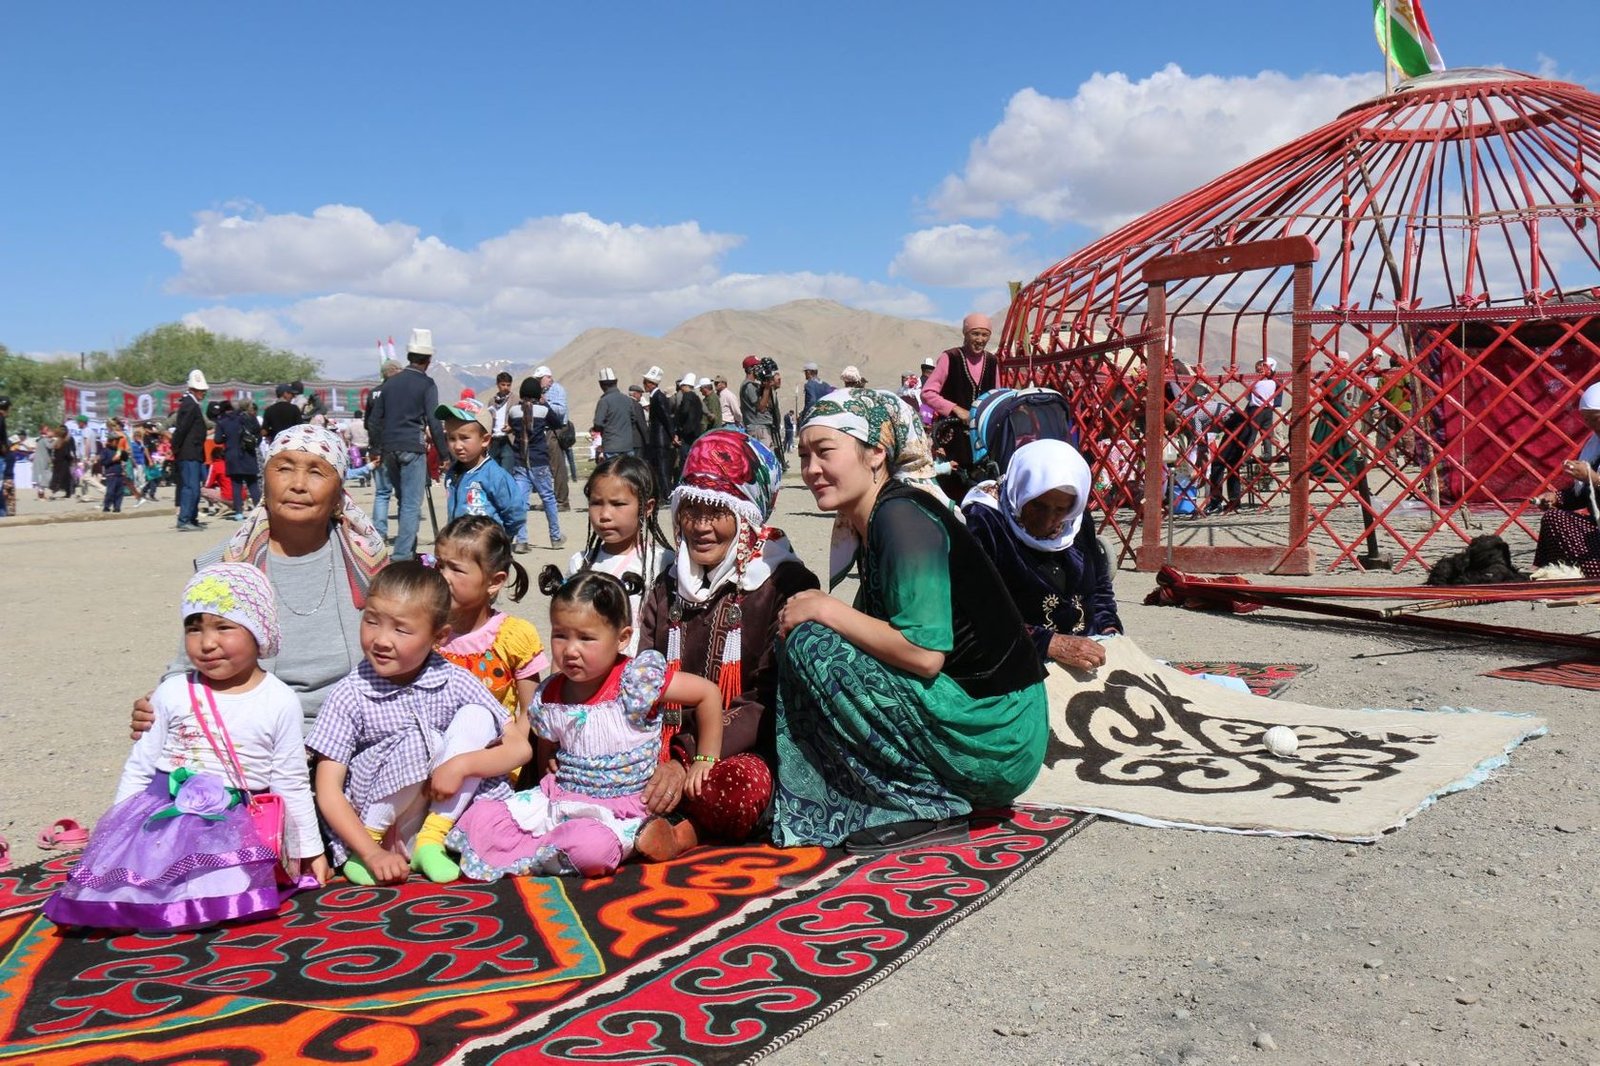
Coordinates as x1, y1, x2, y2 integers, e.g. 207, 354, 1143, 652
937, 347, 999, 411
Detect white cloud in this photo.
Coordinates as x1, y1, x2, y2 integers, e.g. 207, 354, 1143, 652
164, 205, 418, 296
929, 65, 1384, 230
165, 205, 936, 374
889, 224, 1037, 288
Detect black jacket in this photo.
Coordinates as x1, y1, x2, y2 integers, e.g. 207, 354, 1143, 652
172, 394, 207, 462
261, 400, 302, 443
673, 388, 704, 447
371, 366, 446, 456
645, 387, 674, 450
214, 410, 262, 478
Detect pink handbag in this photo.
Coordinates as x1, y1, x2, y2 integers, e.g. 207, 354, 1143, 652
189, 678, 291, 877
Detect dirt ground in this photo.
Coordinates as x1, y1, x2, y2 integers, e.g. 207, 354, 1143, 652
2, 481, 1596, 1065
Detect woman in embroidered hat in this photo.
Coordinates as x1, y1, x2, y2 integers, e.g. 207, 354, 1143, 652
773, 388, 1047, 854
130, 424, 390, 741
632, 430, 820, 854
47, 563, 326, 932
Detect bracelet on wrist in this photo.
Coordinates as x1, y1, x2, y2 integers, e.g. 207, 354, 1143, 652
692, 754, 718, 764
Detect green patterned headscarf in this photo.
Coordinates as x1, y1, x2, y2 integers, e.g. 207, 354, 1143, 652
799, 387, 955, 585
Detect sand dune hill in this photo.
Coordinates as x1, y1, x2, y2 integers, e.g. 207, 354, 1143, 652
487, 299, 963, 425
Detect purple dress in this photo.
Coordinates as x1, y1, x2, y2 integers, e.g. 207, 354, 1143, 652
44, 773, 285, 932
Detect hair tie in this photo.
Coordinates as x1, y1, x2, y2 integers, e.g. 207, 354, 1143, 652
419, 552, 438, 569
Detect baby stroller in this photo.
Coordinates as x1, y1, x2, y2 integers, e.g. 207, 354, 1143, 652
963, 387, 1077, 484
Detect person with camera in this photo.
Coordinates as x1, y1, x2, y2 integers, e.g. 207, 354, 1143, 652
740, 356, 782, 455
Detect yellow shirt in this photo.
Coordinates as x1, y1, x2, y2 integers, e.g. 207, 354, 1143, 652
437, 612, 548, 718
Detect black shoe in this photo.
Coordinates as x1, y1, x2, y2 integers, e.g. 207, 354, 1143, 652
176, 522, 200, 532
843, 816, 970, 855
1202, 501, 1224, 516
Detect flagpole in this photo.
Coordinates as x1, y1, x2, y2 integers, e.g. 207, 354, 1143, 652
1384, 0, 1394, 94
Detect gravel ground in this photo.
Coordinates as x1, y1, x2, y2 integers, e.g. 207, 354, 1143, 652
2, 479, 1596, 1066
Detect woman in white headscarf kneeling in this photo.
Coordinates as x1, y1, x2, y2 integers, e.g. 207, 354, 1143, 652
774, 389, 1047, 854
961, 438, 1121, 673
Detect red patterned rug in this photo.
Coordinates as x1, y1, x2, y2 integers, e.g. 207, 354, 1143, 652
1483, 657, 1600, 692
1168, 660, 1313, 699
0, 808, 1090, 1065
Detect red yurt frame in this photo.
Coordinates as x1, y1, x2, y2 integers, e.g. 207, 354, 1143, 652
1001, 69, 1600, 573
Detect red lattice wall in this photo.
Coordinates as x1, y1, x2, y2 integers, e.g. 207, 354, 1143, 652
1001, 69, 1600, 573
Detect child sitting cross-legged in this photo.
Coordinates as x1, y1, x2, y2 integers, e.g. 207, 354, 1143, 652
308, 561, 532, 884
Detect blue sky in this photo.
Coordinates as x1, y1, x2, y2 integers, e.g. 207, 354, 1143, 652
4, 1, 1596, 375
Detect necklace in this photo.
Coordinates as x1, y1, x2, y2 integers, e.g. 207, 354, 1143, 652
277, 545, 336, 617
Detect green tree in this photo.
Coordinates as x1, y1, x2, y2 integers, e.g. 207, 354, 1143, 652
0, 344, 77, 431
88, 323, 320, 385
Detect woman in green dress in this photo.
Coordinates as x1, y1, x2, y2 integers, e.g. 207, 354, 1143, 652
774, 388, 1048, 853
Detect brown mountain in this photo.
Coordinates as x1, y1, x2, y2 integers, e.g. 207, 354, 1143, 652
492, 299, 963, 423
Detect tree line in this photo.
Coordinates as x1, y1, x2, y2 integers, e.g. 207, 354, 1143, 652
0, 324, 320, 431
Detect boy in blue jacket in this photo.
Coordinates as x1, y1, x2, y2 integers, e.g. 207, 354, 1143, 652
435, 404, 527, 545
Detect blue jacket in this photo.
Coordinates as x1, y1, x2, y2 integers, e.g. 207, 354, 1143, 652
445, 456, 527, 541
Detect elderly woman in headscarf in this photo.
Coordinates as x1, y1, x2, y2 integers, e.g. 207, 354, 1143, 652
131, 424, 389, 734
774, 389, 1047, 854
633, 430, 819, 855
1532, 382, 1600, 578
961, 439, 1120, 672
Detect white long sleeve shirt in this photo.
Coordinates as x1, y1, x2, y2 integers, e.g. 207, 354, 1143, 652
117, 672, 322, 858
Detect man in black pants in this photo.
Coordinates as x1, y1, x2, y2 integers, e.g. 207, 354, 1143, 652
371, 329, 447, 560
641, 365, 676, 494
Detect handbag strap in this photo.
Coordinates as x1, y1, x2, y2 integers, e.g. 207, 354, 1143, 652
187, 674, 253, 799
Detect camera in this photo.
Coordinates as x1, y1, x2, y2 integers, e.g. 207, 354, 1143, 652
753, 357, 780, 384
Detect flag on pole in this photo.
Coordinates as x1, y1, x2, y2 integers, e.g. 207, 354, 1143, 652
376, 339, 384, 372
1373, 0, 1444, 79
385, 336, 396, 362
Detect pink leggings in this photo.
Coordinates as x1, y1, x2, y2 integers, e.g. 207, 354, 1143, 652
543, 819, 624, 877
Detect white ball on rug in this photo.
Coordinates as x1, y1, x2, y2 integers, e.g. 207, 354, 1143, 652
1263, 726, 1299, 757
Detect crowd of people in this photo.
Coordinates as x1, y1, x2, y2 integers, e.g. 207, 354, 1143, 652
38, 312, 1142, 932
28, 311, 1600, 931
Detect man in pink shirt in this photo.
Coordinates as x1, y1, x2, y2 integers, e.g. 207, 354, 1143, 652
921, 313, 999, 491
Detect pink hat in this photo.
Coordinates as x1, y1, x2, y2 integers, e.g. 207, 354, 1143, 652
963, 313, 991, 332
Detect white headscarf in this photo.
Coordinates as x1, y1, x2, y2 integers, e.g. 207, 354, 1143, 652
993, 439, 1093, 553
1576, 384, 1600, 493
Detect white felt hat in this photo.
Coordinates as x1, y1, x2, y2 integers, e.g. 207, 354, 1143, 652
841, 365, 863, 384
643, 365, 664, 383
407, 328, 434, 357
1580, 383, 1600, 411
679, 372, 697, 388
697, 377, 712, 388
598, 366, 617, 382
186, 369, 209, 391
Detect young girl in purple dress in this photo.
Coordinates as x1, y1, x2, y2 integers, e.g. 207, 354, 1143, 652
46, 564, 326, 932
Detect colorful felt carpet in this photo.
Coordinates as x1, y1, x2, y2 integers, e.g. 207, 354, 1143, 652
1483, 657, 1600, 692
0, 808, 1090, 1065
1168, 660, 1313, 699
1023, 637, 1546, 841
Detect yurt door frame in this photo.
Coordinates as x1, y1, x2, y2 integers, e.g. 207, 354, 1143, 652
1137, 236, 1320, 574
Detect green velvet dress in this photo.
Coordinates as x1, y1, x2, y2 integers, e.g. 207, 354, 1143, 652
772, 481, 1048, 847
